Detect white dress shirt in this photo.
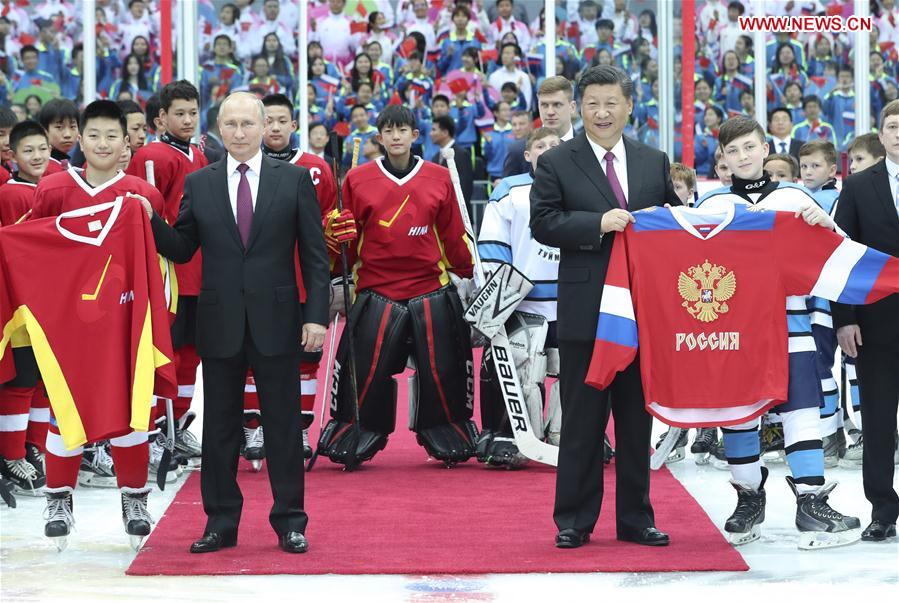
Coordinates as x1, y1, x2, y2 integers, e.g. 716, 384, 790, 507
587, 135, 629, 204
886, 156, 899, 213
770, 135, 792, 155
226, 150, 262, 221
561, 125, 574, 142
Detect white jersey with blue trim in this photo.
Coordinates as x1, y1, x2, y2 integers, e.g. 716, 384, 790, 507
477, 181, 559, 321
696, 180, 822, 355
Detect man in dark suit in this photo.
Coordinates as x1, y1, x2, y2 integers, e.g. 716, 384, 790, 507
767, 107, 803, 162
832, 100, 899, 542
140, 92, 330, 554
530, 65, 681, 549
430, 114, 473, 205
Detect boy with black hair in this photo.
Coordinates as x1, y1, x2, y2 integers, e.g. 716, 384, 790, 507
117, 99, 147, 154
823, 65, 859, 152
28, 99, 167, 549
11, 45, 57, 93
341, 105, 378, 167
0, 106, 16, 187
127, 80, 208, 469
0, 120, 51, 503
792, 95, 836, 146
316, 105, 477, 469
696, 116, 861, 550
240, 93, 337, 458
38, 99, 79, 176
144, 94, 163, 143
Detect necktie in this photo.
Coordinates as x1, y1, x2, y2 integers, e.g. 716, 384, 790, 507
603, 151, 627, 209
236, 163, 253, 246
779, 141, 786, 153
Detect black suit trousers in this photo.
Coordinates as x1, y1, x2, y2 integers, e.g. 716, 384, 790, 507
200, 321, 306, 537
856, 340, 899, 524
554, 340, 654, 535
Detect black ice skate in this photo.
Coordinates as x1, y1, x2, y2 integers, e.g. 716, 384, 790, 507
476, 431, 528, 469
691, 428, 718, 465
148, 434, 180, 485
174, 410, 202, 466
724, 466, 768, 546
43, 486, 75, 552
24, 442, 45, 476
822, 428, 847, 469
242, 425, 265, 472
0, 477, 16, 507
0, 455, 46, 496
603, 434, 615, 465
121, 486, 154, 551
786, 477, 861, 550
302, 428, 313, 459
78, 442, 117, 488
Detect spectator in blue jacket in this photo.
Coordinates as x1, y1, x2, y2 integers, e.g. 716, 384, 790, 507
482, 100, 515, 184
436, 6, 482, 76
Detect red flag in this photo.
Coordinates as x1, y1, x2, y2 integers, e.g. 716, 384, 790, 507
581, 47, 597, 64
566, 22, 579, 40
388, 91, 401, 106
350, 21, 367, 35
398, 37, 417, 59
432, 0, 444, 8
344, 96, 357, 107
372, 70, 385, 85
19, 33, 36, 46
826, 4, 842, 16
15, 0, 29, 6
479, 48, 498, 63
334, 122, 351, 137
240, 21, 251, 32
474, 29, 487, 44
221, 68, 235, 80
204, 21, 212, 35
447, 78, 470, 96
356, 2, 367, 17
31, 78, 43, 86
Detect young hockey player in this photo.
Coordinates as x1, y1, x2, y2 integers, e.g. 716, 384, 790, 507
128, 81, 208, 471
315, 105, 477, 468
38, 99, 80, 175
696, 116, 861, 550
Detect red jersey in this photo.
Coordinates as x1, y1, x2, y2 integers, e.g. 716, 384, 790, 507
0, 179, 37, 226
0, 164, 10, 186
0, 256, 14, 382
30, 168, 166, 219
127, 139, 208, 295
341, 158, 473, 299
43, 158, 65, 176
0, 198, 177, 449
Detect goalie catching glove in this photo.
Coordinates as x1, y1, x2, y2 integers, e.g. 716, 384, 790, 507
323, 208, 357, 255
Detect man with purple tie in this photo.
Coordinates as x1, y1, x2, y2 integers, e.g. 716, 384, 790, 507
530, 66, 682, 549
141, 92, 330, 554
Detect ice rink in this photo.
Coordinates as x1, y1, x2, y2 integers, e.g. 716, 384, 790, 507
2, 378, 897, 601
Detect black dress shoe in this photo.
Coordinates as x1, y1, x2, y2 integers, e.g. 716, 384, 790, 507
861, 520, 896, 542
190, 532, 237, 553
555, 528, 590, 549
279, 531, 308, 553
617, 526, 670, 546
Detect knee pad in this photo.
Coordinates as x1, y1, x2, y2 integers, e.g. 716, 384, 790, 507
317, 419, 388, 468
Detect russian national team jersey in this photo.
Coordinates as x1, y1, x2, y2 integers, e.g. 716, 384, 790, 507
127, 139, 208, 295
478, 181, 559, 320
697, 181, 823, 355
585, 205, 899, 428
0, 179, 37, 226
0, 198, 177, 449
341, 158, 473, 299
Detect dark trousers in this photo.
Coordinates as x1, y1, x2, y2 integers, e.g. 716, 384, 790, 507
554, 340, 654, 535
856, 340, 899, 524
200, 325, 306, 537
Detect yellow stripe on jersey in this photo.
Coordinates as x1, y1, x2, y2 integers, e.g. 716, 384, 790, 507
13, 306, 87, 450
10, 324, 31, 348
433, 224, 451, 287
132, 305, 173, 433
158, 255, 179, 315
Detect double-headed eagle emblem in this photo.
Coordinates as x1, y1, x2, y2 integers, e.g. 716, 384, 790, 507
678, 260, 736, 322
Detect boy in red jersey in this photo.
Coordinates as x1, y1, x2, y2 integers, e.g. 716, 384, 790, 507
316, 105, 477, 468
38, 99, 80, 176
127, 81, 208, 467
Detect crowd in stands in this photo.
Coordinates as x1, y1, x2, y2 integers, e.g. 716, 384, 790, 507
1, 0, 897, 191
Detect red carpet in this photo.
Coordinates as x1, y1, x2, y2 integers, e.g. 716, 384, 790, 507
128, 351, 747, 576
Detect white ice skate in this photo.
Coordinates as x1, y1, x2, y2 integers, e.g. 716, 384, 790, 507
243, 425, 265, 472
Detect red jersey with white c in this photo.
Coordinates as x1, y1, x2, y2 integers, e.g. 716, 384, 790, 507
0, 198, 177, 450
341, 158, 473, 299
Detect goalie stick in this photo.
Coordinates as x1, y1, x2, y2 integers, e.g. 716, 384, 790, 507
443, 147, 558, 466
650, 426, 686, 470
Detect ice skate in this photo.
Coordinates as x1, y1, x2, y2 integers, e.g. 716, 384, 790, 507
822, 428, 846, 468
786, 477, 861, 550
691, 428, 718, 465
302, 428, 313, 459
121, 486, 154, 551
43, 486, 74, 552
0, 455, 46, 496
651, 428, 686, 469
760, 418, 785, 463
838, 433, 863, 468
242, 425, 265, 472
78, 443, 117, 488
25, 442, 45, 475
174, 410, 202, 467
724, 466, 767, 546
0, 477, 16, 507
477, 432, 529, 469
148, 436, 180, 484
603, 434, 614, 465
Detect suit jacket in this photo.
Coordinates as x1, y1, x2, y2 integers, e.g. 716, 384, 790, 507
766, 137, 803, 162
202, 133, 225, 164
502, 137, 530, 178
832, 159, 899, 344
151, 154, 330, 358
530, 133, 681, 342
433, 143, 474, 204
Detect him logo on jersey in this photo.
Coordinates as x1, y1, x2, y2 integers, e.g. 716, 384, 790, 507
408, 225, 429, 236
120, 290, 135, 304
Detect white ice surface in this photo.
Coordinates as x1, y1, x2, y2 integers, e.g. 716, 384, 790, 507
2, 371, 897, 602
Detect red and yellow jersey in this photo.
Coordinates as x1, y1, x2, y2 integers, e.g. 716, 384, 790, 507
342, 158, 473, 300
127, 139, 208, 295
0, 197, 177, 449
30, 168, 166, 219
0, 179, 37, 226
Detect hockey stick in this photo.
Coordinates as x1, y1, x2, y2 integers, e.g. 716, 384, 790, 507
650, 426, 686, 470
442, 147, 558, 466
308, 137, 363, 472
0, 478, 16, 508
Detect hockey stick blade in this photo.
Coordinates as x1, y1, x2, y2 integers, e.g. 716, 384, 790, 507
156, 398, 176, 490
0, 479, 16, 508
650, 427, 686, 470
490, 329, 558, 466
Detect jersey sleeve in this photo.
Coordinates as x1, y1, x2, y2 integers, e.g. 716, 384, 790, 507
772, 212, 899, 305
434, 175, 474, 279
585, 227, 638, 391
477, 195, 514, 273
28, 181, 59, 220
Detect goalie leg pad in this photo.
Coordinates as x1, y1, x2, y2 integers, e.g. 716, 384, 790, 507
416, 419, 480, 464
329, 290, 411, 436
407, 287, 475, 432
479, 347, 511, 434
317, 418, 389, 466
505, 312, 549, 436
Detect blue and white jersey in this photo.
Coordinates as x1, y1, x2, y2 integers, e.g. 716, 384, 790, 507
488, 172, 533, 202
477, 181, 559, 321
696, 180, 822, 355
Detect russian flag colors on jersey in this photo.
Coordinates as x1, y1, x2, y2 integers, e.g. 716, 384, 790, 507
585, 205, 899, 428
